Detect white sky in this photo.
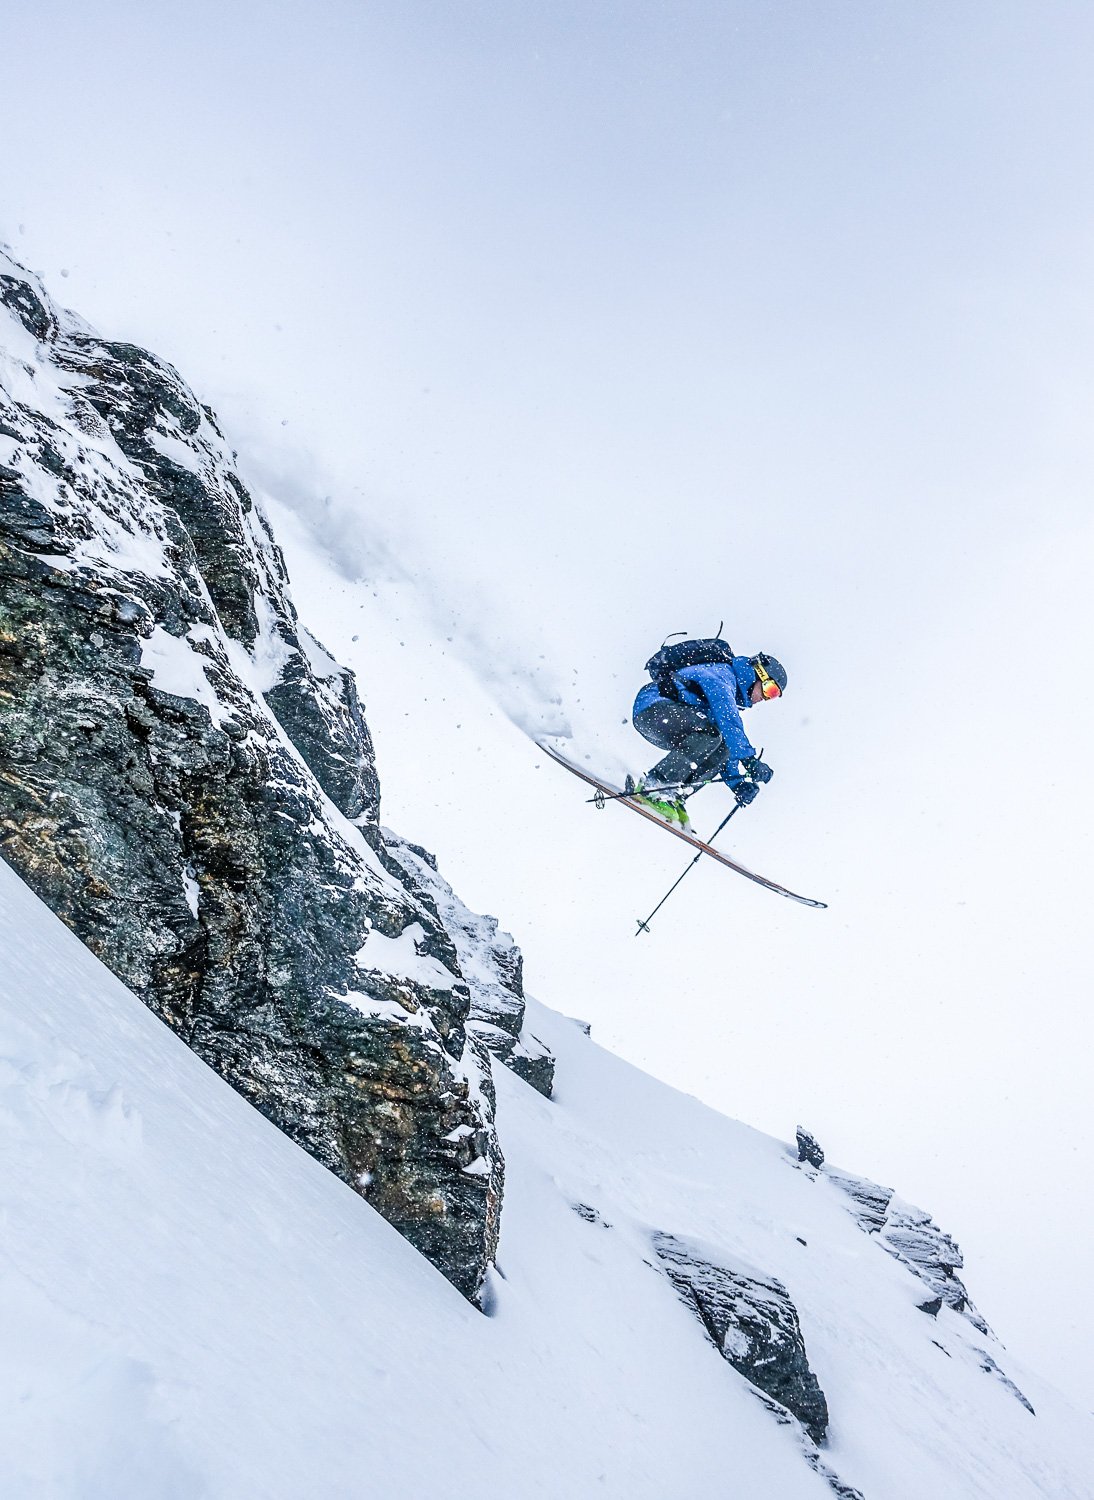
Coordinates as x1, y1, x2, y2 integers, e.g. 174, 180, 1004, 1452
4, 1, 1094, 1407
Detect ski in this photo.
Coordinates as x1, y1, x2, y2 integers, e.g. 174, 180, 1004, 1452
539, 743, 828, 910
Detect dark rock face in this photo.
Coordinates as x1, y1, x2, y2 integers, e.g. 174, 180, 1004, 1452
652, 1233, 830, 1445
826, 1168, 990, 1335
265, 627, 379, 823
814, 1155, 1030, 1419
0, 252, 502, 1299
881, 1198, 987, 1331
825, 1168, 895, 1235
796, 1126, 825, 1169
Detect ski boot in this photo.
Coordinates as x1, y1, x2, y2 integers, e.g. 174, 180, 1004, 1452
626, 776, 690, 830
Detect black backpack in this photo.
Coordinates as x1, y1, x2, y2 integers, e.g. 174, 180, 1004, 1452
645, 636, 736, 701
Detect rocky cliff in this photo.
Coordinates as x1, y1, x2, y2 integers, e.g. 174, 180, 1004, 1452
0, 249, 552, 1301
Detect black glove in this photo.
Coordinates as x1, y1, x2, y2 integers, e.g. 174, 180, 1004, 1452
733, 779, 761, 807
741, 756, 774, 784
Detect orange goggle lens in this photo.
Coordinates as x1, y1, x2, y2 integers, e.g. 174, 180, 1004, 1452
754, 663, 782, 700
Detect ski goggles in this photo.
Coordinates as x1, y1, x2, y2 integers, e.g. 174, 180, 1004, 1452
753, 661, 782, 700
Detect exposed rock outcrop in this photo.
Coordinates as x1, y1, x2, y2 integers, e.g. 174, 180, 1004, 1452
796, 1126, 825, 1169
0, 251, 503, 1298
651, 1232, 870, 1496
652, 1232, 830, 1445
824, 1167, 892, 1234
826, 1168, 989, 1334
793, 1145, 1032, 1421
381, 833, 555, 1097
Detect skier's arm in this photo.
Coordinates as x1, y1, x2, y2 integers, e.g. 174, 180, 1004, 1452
676, 664, 757, 774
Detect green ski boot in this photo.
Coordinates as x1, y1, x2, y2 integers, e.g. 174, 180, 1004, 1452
628, 778, 690, 830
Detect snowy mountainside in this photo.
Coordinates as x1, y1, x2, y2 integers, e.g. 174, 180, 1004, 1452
3, 251, 1094, 1495
4, 855, 1093, 1499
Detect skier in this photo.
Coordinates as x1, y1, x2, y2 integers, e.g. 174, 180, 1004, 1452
629, 638, 786, 828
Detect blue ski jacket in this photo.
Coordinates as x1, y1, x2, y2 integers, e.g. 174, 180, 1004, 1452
632, 656, 758, 782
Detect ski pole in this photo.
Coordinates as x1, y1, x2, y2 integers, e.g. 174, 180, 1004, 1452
634, 803, 744, 936
588, 776, 715, 810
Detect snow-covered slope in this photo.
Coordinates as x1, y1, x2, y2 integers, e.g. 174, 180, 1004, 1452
4, 853, 1093, 1498
4, 251, 1094, 1496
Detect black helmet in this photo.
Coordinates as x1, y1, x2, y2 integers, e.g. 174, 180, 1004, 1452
750, 653, 787, 694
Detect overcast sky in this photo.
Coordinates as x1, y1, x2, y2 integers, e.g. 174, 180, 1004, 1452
4, 1, 1094, 1406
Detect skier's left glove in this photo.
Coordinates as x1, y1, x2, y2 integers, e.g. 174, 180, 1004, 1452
732, 780, 761, 807
740, 756, 774, 784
